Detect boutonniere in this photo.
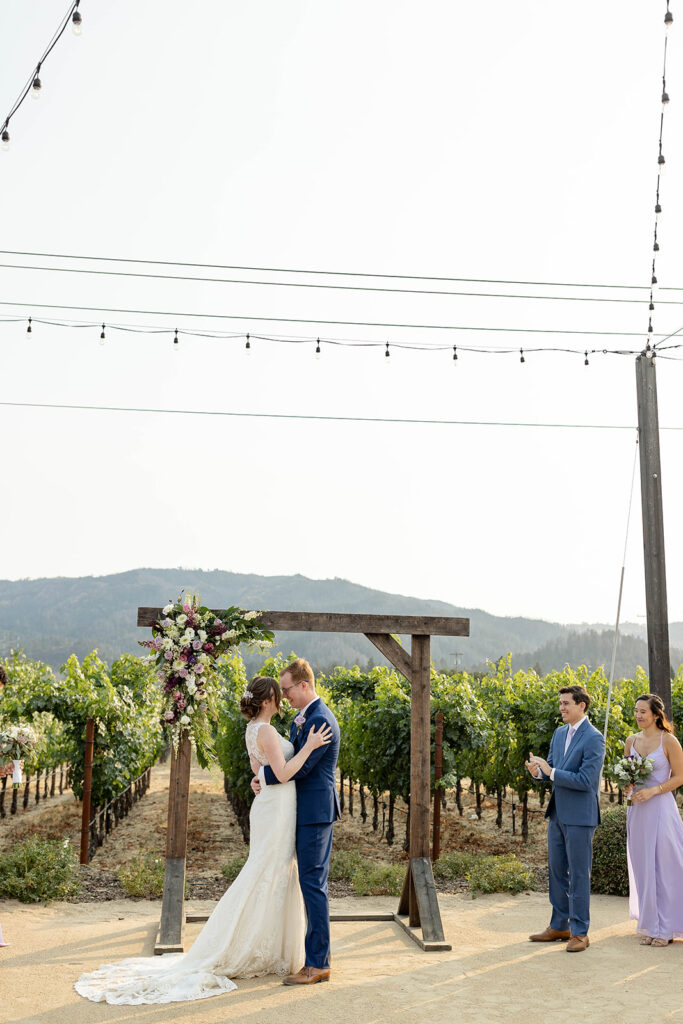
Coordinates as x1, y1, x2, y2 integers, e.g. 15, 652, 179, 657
294, 713, 306, 734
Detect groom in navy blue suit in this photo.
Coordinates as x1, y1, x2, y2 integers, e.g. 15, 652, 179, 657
253, 658, 340, 985
526, 685, 605, 952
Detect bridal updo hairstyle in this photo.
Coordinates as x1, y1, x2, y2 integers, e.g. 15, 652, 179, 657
636, 692, 675, 734
240, 675, 281, 720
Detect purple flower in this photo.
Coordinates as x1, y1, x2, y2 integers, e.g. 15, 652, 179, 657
164, 651, 173, 661
203, 643, 214, 654
162, 618, 173, 628
164, 711, 175, 722
193, 640, 202, 650
179, 668, 188, 678
195, 664, 204, 674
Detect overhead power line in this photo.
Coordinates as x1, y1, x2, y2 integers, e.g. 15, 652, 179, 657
4, 248, 683, 292
0, 260, 682, 305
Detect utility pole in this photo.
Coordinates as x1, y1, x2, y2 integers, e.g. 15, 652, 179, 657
635, 349, 672, 716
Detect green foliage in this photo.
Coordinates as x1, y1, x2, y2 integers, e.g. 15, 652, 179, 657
221, 854, 248, 883
350, 861, 406, 896
467, 855, 534, 896
329, 848, 366, 881
591, 805, 629, 897
433, 851, 477, 879
0, 649, 163, 807
118, 851, 166, 898
0, 837, 80, 903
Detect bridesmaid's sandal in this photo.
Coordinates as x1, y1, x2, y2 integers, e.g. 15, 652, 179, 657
640, 937, 653, 945
651, 938, 671, 947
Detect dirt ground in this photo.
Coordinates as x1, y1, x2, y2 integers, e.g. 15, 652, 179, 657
0, 763, 553, 899
1, 892, 681, 1024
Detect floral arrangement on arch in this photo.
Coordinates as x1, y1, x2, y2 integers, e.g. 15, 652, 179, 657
0, 723, 37, 787
140, 594, 273, 765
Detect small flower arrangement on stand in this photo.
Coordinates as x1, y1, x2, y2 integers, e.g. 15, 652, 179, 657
140, 594, 273, 766
0, 724, 37, 787
610, 751, 655, 805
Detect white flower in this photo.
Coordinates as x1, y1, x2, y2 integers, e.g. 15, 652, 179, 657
198, 629, 207, 642
177, 614, 188, 626
221, 629, 237, 641
172, 659, 184, 672
187, 705, 195, 716
162, 637, 174, 651
244, 610, 259, 620
163, 604, 174, 615
180, 715, 190, 726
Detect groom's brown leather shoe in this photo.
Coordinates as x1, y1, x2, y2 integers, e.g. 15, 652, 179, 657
283, 966, 331, 985
529, 927, 571, 942
566, 935, 589, 952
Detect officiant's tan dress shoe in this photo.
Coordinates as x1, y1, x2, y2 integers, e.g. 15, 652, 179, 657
566, 935, 590, 952
283, 966, 331, 985
529, 927, 571, 942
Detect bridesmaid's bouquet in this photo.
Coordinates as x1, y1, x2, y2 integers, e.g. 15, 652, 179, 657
0, 724, 37, 787
139, 593, 273, 765
610, 751, 655, 804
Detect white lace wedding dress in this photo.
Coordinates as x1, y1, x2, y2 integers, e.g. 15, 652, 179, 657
75, 723, 305, 1004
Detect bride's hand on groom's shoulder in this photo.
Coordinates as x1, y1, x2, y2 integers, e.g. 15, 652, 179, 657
305, 723, 333, 750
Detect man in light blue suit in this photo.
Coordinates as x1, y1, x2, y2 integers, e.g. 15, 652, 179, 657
526, 685, 605, 952
253, 657, 340, 985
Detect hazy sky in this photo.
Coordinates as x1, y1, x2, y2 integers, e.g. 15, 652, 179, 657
2, 1, 683, 626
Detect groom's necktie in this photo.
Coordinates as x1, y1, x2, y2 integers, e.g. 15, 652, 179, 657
564, 726, 576, 755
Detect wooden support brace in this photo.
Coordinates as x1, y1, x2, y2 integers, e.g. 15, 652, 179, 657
155, 731, 192, 955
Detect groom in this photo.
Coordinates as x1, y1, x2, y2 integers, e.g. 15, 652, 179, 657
526, 685, 605, 952
252, 658, 341, 985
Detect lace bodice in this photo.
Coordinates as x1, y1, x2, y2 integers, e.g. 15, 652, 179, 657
245, 722, 295, 766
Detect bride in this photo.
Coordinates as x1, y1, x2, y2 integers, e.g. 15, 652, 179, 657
75, 675, 332, 1004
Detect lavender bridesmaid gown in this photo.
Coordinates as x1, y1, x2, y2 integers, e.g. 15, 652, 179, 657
627, 733, 683, 940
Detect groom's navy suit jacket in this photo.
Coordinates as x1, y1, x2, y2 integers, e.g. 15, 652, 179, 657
541, 719, 604, 827
263, 698, 341, 824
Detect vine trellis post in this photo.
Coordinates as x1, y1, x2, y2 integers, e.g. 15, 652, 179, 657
138, 608, 470, 955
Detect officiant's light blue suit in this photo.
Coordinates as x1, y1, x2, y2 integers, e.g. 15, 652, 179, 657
263, 698, 341, 969
539, 717, 605, 937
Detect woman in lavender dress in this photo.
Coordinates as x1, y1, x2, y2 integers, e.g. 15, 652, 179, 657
625, 693, 683, 946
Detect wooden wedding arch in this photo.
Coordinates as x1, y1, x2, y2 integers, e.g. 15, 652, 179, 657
137, 608, 470, 955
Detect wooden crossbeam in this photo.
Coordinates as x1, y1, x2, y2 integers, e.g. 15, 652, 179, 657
137, 608, 469, 637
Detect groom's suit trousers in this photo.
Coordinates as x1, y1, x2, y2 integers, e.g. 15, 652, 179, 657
547, 813, 595, 936
297, 820, 334, 969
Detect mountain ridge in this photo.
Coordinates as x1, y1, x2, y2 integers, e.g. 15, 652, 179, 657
1, 568, 680, 677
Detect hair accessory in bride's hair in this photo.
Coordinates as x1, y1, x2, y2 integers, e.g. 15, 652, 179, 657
243, 689, 254, 700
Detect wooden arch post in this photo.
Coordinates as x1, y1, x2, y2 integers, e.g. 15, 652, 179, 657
138, 608, 470, 954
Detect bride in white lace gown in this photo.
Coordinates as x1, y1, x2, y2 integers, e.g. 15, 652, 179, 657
75, 676, 332, 1005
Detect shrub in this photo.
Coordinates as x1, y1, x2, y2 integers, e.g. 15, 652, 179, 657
221, 854, 248, 884
591, 805, 628, 897
0, 837, 80, 903
118, 851, 166, 899
329, 849, 366, 881
351, 861, 405, 896
433, 851, 476, 880
467, 854, 534, 896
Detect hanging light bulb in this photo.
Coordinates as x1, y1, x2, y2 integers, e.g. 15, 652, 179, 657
665, 9, 673, 32
245, 333, 251, 351
1, 129, 9, 151
662, 89, 670, 108
519, 348, 525, 364
653, 239, 660, 253
584, 351, 589, 366
658, 152, 665, 173
72, 9, 83, 35
648, 318, 654, 334
385, 341, 390, 362
315, 338, 321, 359
26, 317, 32, 334
649, 299, 655, 311
31, 75, 42, 99
452, 345, 458, 364
173, 328, 179, 349
652, 273, 658, 285
99, 324, 106, 343
655, 202, 662, 215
